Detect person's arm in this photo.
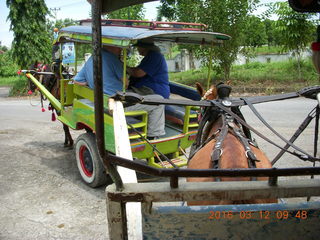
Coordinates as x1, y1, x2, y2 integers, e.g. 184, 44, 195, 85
73, 80, 88, 86
127, 66, 146, 78
73, 57, 91, 86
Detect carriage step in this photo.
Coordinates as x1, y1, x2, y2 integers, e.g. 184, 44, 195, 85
158, 157, 187, 168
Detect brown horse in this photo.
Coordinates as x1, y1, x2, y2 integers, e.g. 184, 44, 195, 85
30, 62, 74, 147
187, 82, 277, 205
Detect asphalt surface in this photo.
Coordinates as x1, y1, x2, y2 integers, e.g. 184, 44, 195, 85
0, 89, 107, 240
0, 87, 319, 239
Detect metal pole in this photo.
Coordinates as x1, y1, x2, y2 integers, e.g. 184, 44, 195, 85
91, 0, 123, 190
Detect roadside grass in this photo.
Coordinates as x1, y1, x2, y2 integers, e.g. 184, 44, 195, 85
255, 46, 284, 55
0, 76, 29, 96
170, 59, 319, 93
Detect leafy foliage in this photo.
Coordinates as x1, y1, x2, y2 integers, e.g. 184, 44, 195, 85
272, 2, 316, 53
158, 0, 259, 81
240, 15, 268, 62
169, 58, 318, 89
104, 4, 145, 20
263, 19, 282, 47
0, 50, 19, 77
270, 2, 317, 78
50, 18, 78, 30
242, 15, 267, 48
6, 0, 52, 68
0, 42, 9, 52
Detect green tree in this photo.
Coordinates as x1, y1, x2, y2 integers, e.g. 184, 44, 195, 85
264, 19, 277, 47
243, 15, 267, 48
158, 0, 202, 71
46, 18, 78, 43
159, 0, 259, 81
1, 46, 9, 52
271, 1, 317, 78
6, 0, 51, 68
0, 41, 9, 52
104, 4, 145, 20
53, 18, 77, 30
241, 15, 267, 63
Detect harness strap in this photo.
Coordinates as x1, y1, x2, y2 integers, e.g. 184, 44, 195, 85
232, 127, 258, 167
272, 107, 318, 165
189, 107, 220, 160
211, 115, 228, 169
226, 117, 259, 181
188, 128, 219, 161
209, 114, 259, 181
243, 98, 320, 162
213, 101, 320, 163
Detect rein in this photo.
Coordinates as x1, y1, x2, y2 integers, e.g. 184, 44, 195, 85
112, 86, 320, 164
213, 100, 320, 163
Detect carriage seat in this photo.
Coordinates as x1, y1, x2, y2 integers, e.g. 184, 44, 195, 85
73, 85, 147, 140
165, 82, 200, 133
165, 105, 198, 126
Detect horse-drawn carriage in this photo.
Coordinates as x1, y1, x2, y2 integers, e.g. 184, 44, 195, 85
20, 0, 320, 239
24, 18, 223, 187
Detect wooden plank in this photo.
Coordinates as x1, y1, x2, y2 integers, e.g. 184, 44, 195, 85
106, 179, 320, 239
107, 179, 320, 202
109, 99, 142, 240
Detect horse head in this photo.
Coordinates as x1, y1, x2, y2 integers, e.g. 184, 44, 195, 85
196, 80, 232, 100
188, 81, 277, 205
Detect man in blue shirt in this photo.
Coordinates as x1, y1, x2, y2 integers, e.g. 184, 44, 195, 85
74, 46, 124, 95
127, 41, 170, 99
74, 45, 165, 138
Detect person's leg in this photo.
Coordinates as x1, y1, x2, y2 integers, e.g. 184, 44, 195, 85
125, 94, 165, 137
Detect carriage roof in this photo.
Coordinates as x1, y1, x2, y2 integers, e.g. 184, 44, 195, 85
57, 23, 230, 47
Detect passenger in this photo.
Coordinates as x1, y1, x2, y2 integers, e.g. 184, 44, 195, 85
74, 45, 166, 139
127, 40, 170, 99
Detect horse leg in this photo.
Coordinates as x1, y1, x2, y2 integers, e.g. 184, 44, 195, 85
63, 123, 73, 148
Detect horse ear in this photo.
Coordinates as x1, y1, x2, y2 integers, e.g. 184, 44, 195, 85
211, 84, 218, 99
195, 82, 205, 97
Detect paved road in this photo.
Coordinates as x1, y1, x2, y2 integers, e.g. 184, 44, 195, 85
0, 91, 319, 239
0, 94, 107, 240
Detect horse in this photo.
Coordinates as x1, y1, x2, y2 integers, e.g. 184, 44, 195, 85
29, 62, 74, 147
187, 82, 277, 205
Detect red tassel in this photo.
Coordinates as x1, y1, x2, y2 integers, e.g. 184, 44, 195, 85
27, 90, 33, 95
51, 112, 56, 121
41, 108, 45, 112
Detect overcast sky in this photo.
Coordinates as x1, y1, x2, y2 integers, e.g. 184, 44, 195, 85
0, 0, 280, 48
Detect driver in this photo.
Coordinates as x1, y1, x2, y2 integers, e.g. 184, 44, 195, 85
127, 40, 170, 99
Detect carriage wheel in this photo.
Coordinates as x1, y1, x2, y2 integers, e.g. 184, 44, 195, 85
75, 132, 112, 188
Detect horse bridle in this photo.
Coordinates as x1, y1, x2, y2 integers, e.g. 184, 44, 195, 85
189, 103, 259, 172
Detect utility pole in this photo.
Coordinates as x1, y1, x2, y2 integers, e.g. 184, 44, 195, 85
50, 7, 61, 21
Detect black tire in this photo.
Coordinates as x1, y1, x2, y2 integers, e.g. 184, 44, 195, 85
75, 132, 111, 187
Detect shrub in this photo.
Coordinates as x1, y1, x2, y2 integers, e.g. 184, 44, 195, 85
0, 51, 19, 77
9, 76, 29, 96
